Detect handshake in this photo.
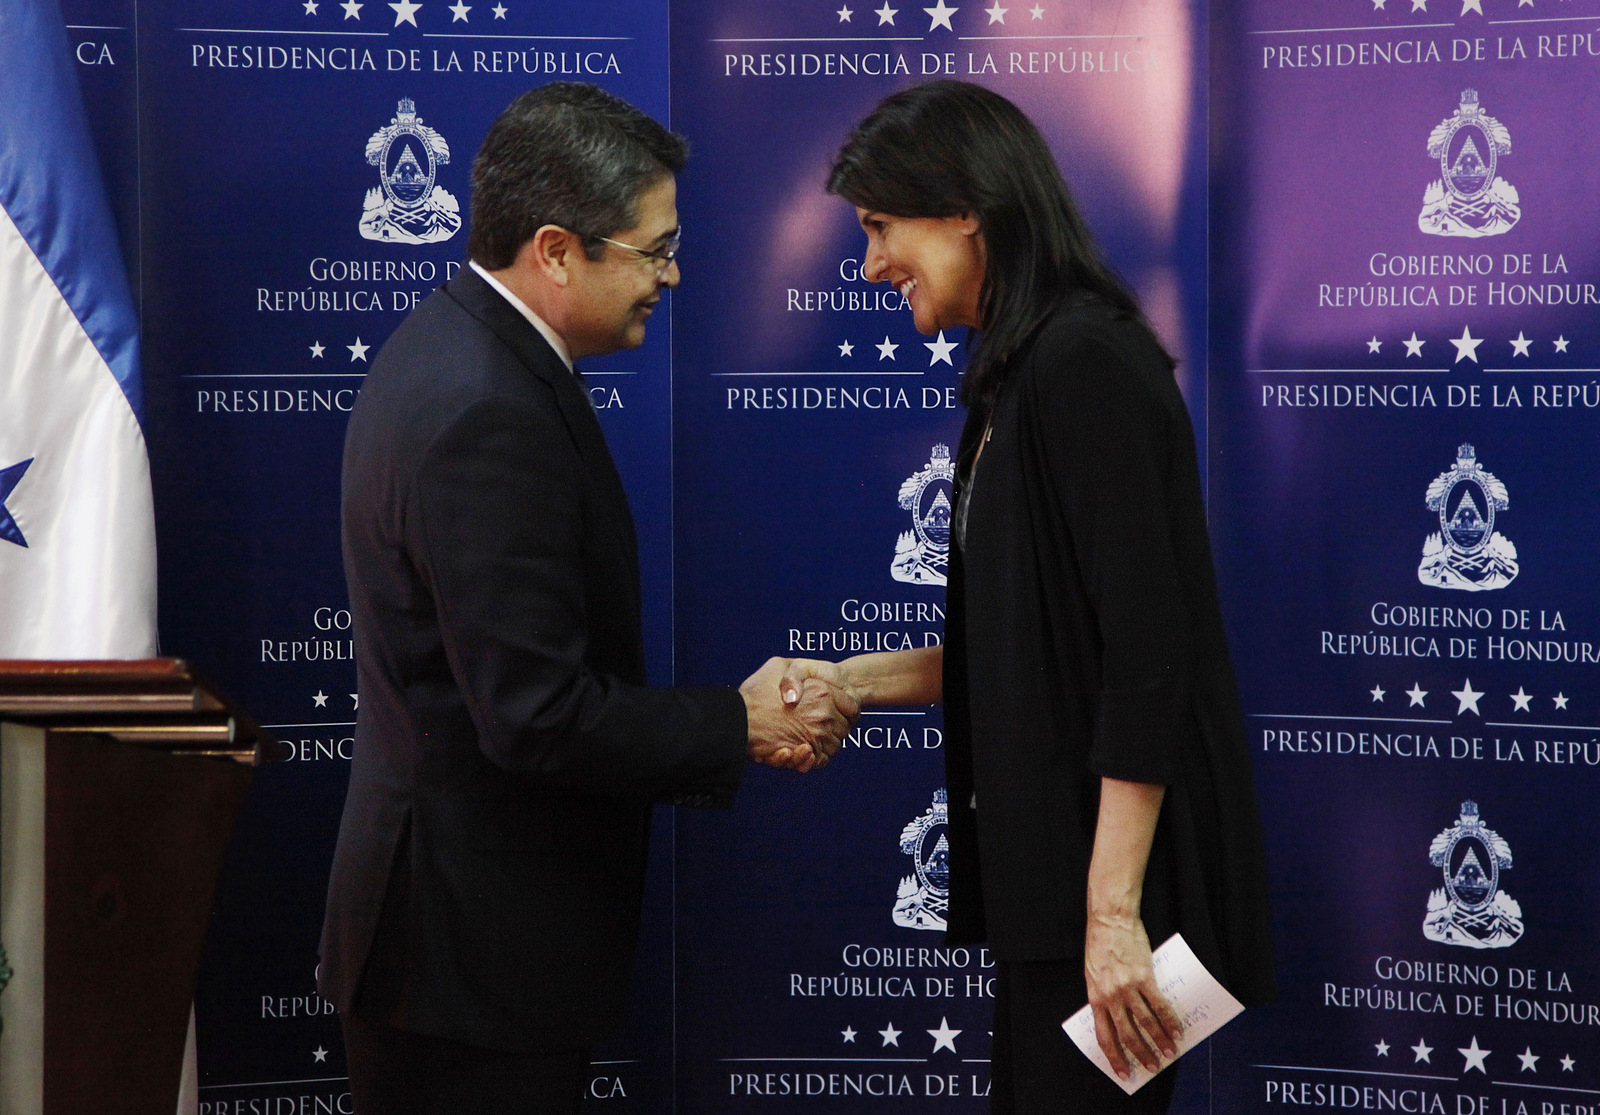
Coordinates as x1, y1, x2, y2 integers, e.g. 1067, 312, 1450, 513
739, 657, 859, 773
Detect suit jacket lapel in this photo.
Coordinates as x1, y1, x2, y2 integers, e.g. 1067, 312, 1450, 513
443, 268, 642, 608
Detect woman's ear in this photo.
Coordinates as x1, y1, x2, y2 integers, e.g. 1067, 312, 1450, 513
957, 212, 981, 236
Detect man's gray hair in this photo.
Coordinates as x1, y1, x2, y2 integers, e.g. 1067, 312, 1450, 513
468, 82, 687, 270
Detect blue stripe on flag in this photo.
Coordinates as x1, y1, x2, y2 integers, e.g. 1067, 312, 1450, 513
0, 0, 143, 421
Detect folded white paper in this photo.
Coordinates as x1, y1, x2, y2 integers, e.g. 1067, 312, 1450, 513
1061, 933, 1245, 1095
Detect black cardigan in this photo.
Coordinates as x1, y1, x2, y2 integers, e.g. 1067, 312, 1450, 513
942, 297, 1276, 1007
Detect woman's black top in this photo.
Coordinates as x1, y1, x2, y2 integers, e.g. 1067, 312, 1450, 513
942, 295, 1276, 1007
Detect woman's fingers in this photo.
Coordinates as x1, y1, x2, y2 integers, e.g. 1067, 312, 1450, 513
1091, 1004, 1130, 1080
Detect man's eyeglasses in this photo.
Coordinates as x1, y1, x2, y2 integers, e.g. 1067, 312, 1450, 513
594, 228, 681, 280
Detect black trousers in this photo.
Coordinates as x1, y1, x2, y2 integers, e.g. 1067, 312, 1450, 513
990, 960, 1178, 1115
342, 1013, 590, 1114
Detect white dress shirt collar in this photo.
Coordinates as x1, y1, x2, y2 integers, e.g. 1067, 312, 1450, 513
469, 260, 574, 374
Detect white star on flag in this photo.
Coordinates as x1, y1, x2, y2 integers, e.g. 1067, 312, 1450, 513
1553, 693, 1569, 710
1510, 687, 1532, 712
313, 690, 329, 708
925, 330, 958, 366
1403, 332, 1425, 357
1412, 1038, 1433, 1063
842, 1026, 857, 1043
928, 1017, 962, 1054
1553, 335, 1570, 353
1375, 1039, 1390, 1056
838, 4, 854, 20
1459, 1037, 1490, 1074
492, 2, 506, 15
1407, 683, 1427, 707
389, 0, 422, 26
875, 2, 898, 23
985, 1, 1008, 22
348, 337, 371, 362
1510, 331, 1532, 357
342, 0, 363, 17
1460, 0, 1482, 13
924, 0, 958, 30
879, 1022, 902, 1047
1371, 685, 1385, 702
877, 336, 899, 360
839, 339, 854, 356
1367, 336, 1382, 354
1450, 326, 1483, 363
1518, 1047, 1539, 1072
449, 0, 471, 20
310, 341, 325, 358
1452, 679, 1484, 716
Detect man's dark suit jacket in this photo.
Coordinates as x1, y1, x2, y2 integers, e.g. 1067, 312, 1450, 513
319, 266, 748, 1052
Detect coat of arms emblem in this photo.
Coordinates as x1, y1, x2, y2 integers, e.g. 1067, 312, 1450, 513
1418, 444, 1518, 591
1419, 89, 1520, 238
893, 790, 949, 931
891, 445, 954, 585
1423, 800, 1523, 949
360, 98, 462, 244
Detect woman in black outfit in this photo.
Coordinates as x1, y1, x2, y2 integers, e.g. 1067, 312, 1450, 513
780, 81, 1276, 1113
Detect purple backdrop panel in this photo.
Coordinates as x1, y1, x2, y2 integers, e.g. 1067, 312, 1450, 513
1211, 3, 1600, 1111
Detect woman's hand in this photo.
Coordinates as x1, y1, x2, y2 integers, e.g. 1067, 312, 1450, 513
1084, 909, 1181, 1080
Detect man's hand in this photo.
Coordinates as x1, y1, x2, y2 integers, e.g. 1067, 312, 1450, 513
740, 657, 859, 772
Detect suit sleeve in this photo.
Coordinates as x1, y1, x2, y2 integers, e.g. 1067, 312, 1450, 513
1027, 331, 1191, 785
408, 393, 748, 797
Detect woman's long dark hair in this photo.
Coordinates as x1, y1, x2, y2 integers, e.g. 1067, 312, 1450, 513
828, 80, 1167, 408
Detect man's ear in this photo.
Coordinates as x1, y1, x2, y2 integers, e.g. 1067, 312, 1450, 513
519, 224, 578, 287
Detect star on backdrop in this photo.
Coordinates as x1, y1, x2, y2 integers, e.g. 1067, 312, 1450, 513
1407, 683, 1427, 707
839, 339, 854, 356
838, 5, 854, 20
351, 692, 360, 709
0, 459, 33, 548
1460, 0, 1483, 13
1452, 679, 1484, 715
879, 1022, 902, 1047
928, 1018, 962, 1054
1509, 331, 1532, 357
1553, 693, 1569, 710
304, 0, 319, 14
876, 3, 899, 24
925, 330, 958, 366
1375, 1039, 1390, 1056
1029, 2, 1044, 16
985, 1, 1008, 22
389, 0, 422, 26
1371, 686, 1385, 702
1553, 335, 1570, 353
1411, 0, 1428, 10
1372, 0, 1386, 8
342, 0, 363, 17
1518, 1047, 1539, 1072
449, 1, 471, 20
310, 341, 325, 358
1367, 336, 1382, 354
313, 691, 329, 708
313, 1046, 329, 1063
1562, 1055, 1576, 1071
492, 2, 506, 15
348, 337, 371, 361
1459, 1036, 1490, 1074
1403, 332, 1425, 357
924, 0, 958, 30
842, 1026, 857, 1043
1450, 325, 1482, 363
1510, 687, 1532, 712
1411, 1038, 1433, 1063
877, 336, 899, 360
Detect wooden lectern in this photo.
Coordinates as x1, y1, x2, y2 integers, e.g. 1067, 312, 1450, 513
0, 660, 284, 1115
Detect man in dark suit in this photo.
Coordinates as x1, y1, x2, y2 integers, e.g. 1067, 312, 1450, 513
318, 83, 853, 1114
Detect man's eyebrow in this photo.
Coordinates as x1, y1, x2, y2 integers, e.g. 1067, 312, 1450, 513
646, 225, 680, 247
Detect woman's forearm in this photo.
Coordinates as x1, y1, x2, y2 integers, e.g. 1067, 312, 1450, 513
1086, 777, 1166, 917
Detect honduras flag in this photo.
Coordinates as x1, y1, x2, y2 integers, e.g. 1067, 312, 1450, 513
0, 2, 157, 657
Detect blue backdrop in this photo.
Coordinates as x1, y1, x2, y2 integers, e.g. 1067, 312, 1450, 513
60, 0, 1600, 1110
